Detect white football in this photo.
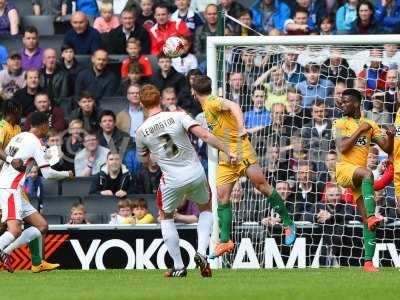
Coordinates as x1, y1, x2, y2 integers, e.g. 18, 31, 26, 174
163, 36, 185, 58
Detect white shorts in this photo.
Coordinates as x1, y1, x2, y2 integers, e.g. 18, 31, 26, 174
156, 175, 210, 213
0, 188, 37, 223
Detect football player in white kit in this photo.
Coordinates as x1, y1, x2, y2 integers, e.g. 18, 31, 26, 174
136, 84, 236, 278
0, 112, 73, 272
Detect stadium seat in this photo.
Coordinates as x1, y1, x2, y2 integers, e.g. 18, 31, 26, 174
41, 195, 81, 216
43, 214, 64, 225
1, 35, 22, 54
145, 55, 160, 73
61, 177, 95, 197
86, 213, 104, 224
99, 97, 129, 114
42, 179, 61, 196
75, 55, 92, 68
58, 97, 76, 119
29, 196, 41, 211
22, 15, 55, 35
82, 195, 119, 216
14, 0, 33, 16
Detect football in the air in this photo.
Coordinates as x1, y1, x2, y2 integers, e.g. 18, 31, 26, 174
163, 36, 185, 58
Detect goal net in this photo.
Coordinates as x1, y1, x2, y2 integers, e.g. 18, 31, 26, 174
206, 35, 400, 269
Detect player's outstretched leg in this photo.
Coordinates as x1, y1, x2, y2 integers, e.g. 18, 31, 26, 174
246, 164, 297, 245
195, 202, 213, 277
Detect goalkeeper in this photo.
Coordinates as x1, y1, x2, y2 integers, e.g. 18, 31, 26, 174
192, 76, 296, 257
333, 89, 394, 272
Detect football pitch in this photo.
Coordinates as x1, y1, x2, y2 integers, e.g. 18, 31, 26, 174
0, 268, 399, 300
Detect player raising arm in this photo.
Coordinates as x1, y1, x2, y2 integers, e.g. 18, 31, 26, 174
192, 75, 297, 258
334, 89, 394, 273
0, 112, 73, 272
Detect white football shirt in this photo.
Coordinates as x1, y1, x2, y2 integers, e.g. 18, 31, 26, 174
136, 111, 205, 188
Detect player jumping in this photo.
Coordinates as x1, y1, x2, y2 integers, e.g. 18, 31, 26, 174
136, 84, 236, 277
0, 112, 73, 272
333, 89, 394, 272
191, 75, 297, 258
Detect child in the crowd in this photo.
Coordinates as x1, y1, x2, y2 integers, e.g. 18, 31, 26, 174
93, 1, 120, 33
137, 0, 155, 30
118, 61, 149, 95
171, 35, 198, 75
132, 198, 155, 224
23, 164, 43, 199
318, 14, 335, 35
171, 0, 203, 32
120, 38, 153, 78
109, 198, 135, 224
67, 203, 90, 224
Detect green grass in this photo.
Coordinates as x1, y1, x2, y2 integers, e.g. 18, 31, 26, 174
0, 268, 399, 300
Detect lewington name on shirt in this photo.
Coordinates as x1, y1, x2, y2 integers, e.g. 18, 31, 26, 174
142, 118, 176, 137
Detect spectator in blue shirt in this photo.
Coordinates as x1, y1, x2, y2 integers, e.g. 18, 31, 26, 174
336, 0, 359, 33
281, 52, 306, 85
375, 0, 400, 33
250, 0, 291, 34
64, 11, 101, 55
76, 0, 99, 17
296, 63, 335, 108
244, 86, 271, 134
288, 0, 326, 32
0, 43, 7, 70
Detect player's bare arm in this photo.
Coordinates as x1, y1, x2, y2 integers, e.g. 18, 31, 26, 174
374, 126, 395, 154
220, 99, 247, 136
337, 122, 372, 154
0, 145, 25, 172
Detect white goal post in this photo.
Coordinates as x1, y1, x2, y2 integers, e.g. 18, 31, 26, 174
206, 34, 400, 269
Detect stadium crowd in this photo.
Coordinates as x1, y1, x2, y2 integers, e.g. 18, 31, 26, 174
0, 0, 400, 228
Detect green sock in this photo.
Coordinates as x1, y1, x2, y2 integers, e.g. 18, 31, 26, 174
217, 203, 232, 243
268, 189, 293, 226
361, 178, 375, 216
363, 224, 376, 261
29, 237, 42, 266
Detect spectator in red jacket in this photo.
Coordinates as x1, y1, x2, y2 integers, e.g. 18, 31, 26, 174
148, 3, 190, 56
120, 37, 152, 78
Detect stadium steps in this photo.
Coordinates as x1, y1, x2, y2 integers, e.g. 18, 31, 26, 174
22, 15, 55, 35
61, 176, 95, 198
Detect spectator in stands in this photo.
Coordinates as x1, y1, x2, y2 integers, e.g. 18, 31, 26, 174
364, 92, 391, 125
149, 3, 190, 56
301, 100, 333, 162
336, 0, 359, 34
367, 146, 380, 178
284, 86, 312, 129
318, 14, 335, 35
160, 87, 182, 112
217, 0, 244, 30
382, 44, 400, 69
151, 53, 187, 95
74, 131, 109, 176
69, 91, 101, 132
75, 49, 119, 100
171, 35, 198, 75
293, 161, 320, 222
75, 0, 99, 17
120, 38, 152, 79
283, 7, 311, 35
39, 48, 69, 105
107, 8, 150, 55
32, 0, 68, 20
90, 152, 133, 197
228, 9, 258, 36
0, 53, 25, 99
176, 68, 203, 117
171, 0, 203, 32
280, 51, 306, 85
357, 48, 387, 100
21, 26, 44, 71
24, 92, 66, 132
349, 0, 383, 34
0, 43, 7, 70
98, 110, 133, 153
320, 48, 356, 87
233, 49, 261, 87
244, 86, 271, 134
375, 0, 400, 33
64, 11, 101, 55
109, 198, 135, 224
116, 83, 144, 140
296, 63, 335, 108
174, 197, 200, 224
135, 158, 161, 194
67, 203, 90, 224
137, 0, 155, 30
23, 164, 42, 199
59, 43, 84, 96
291, 0, 327, 31
226, 71, 250, 111
250, 0, 290, 34
118, 61, 148, 95
317, 150, 337, 192
132, 198, 156, 224
331, 82, 345, 118
382, 69, 399, 116
263, 144, 293, 186
61, 119, 84, 172
0, 0, 19, 35
93, 1, 120, 33
193, 4, 218, 68
11, 69, 41, 117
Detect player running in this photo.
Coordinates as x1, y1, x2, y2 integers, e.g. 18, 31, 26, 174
191, 75, 297, 258
0, 112, 73, 272
136, 84, 236, 278
333, 89, 394, 272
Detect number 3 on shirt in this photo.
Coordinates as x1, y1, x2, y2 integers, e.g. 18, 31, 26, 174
159, 134, 179, 158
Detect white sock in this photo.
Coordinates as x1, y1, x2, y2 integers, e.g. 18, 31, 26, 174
197, 211, 213, 256
161, 219, 184, 270
4, 227, 41, 254
0, 231, 16, 251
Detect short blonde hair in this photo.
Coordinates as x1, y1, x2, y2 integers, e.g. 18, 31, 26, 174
71, 203, 86, 214
100, 2, 113, 13
69, 119, 83, 129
